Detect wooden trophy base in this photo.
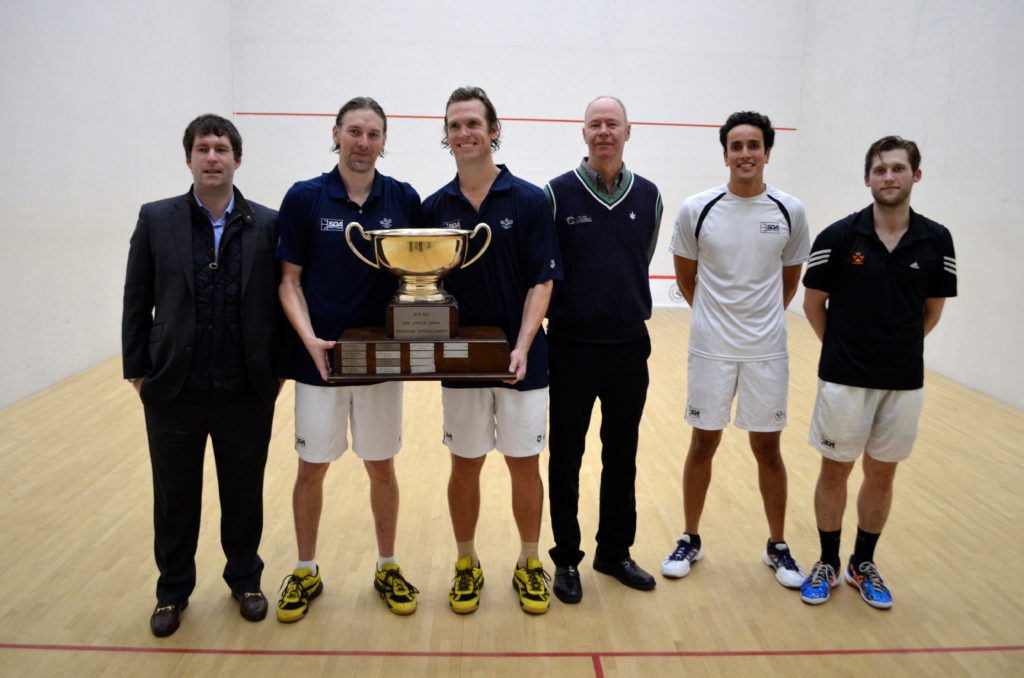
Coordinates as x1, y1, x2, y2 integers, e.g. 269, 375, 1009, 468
327, 326, 511, 382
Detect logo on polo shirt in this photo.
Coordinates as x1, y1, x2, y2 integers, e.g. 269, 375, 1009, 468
566, 215, 592, 225
760, 221, 781, 234
500, 218, 514, 229
321, 218, 344, 231
852, 251, 865, 265
380, 217, 393, 228
443, 219, 461, 229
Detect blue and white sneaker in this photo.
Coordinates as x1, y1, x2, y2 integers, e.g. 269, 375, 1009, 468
763, 541, 805, 589
800, 561, 838, 605
844, 557, 893, 609
662, 535, 703, 578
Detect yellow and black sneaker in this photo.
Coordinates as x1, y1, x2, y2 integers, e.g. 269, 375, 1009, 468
276, 567, 323, 623
374, 564, 419, 615
449, 556, 484, 614
512, 557, 551, 614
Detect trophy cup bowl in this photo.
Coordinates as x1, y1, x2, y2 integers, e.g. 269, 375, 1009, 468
345, 223, 491, 303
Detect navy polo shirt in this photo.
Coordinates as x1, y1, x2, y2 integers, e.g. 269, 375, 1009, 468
277, 167, 422, 386
803, 206, 957, 390
422, 165, 563, 391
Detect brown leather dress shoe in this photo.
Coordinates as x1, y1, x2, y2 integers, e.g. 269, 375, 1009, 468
233, 590, 268, 621
150, 600, 188, 637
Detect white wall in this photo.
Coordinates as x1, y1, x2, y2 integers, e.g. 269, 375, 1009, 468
2, 0, 1021, 410
0, 0, 232, 407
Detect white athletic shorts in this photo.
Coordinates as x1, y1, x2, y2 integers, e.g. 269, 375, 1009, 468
441, 386, 548, 458
685, 354, 789, 432
808, 379, 924, 463
294, 381, 403, 463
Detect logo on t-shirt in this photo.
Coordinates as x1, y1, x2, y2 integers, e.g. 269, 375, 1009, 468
320, 218, 344, 231
851, 251, 866, 265
566, 215, 592, 225
760, 221, 781, 234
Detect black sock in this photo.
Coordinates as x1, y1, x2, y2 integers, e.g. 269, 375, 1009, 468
852, 528, 880, 567
818, 529, 841, 570
684, 533, 701, 549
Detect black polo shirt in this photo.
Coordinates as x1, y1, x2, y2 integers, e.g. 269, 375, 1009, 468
803, 206, 957, 390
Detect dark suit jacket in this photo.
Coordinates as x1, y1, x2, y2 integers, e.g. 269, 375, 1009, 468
122, 187, 287, 405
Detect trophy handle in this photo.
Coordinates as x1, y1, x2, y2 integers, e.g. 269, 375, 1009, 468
460, 222, 492, 269
344, 222, 378, 269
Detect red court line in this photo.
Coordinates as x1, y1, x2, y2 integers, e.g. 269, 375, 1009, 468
2, 642, 1021, 658
233, 112, 796, 131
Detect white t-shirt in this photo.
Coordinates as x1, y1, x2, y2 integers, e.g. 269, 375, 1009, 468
669, 184, 810, 361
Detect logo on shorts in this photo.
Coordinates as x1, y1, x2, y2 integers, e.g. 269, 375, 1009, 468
760, 221, 781, 234
688, 406, 701, 419
851, 251, 866, 265
295, 435, 306, 449
536, 435, 543, 443
445, 431, 454, 442
820, 437, 836, 450
775, 410, 785, 422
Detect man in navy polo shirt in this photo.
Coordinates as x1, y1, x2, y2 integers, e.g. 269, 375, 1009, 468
422, 86, 562, 615
799, 136, 957, 610
275, 97, 423, 621
545, 96, 662, 603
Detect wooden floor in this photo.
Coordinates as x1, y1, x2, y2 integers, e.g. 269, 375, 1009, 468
1, 308, 1022, 677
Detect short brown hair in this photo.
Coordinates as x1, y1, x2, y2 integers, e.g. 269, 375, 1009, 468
864, 136, 921, 177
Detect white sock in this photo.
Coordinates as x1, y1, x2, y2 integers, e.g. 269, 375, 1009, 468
377, 556, 397, 570
296, 559, 317, 573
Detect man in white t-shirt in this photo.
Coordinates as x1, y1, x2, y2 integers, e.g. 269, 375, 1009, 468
663, 111, 810, 589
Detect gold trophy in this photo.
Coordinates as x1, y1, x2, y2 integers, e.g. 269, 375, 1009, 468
327, 223, 510, 382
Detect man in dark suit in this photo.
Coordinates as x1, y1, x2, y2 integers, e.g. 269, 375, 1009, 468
122, 114, 285, 637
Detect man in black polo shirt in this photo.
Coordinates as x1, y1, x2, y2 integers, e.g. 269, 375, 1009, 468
799, 136, 957, 610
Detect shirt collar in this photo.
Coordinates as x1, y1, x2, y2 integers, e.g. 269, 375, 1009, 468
193, 190, 235, 226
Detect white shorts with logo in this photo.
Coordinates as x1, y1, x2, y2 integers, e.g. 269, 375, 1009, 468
441, 386, 548, 458
294, 381, 403, 463
808, 379, 924, 463
685, 354, 789, 432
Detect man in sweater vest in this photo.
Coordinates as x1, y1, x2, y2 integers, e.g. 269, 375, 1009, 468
545, 96, 663, 602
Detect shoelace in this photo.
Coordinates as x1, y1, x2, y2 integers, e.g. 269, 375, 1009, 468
809, 562, 836, 586
669, 540, 695, 561
452, 566, 476, 592
524, 565, 551, 593
278, 573, 308, 600
857, 562, 886, 589
384, 569, 419, 595
772, 548, 800, 571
